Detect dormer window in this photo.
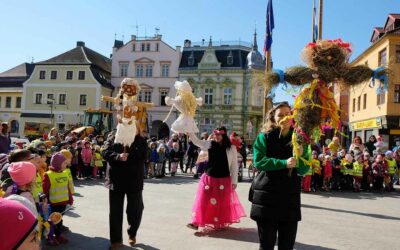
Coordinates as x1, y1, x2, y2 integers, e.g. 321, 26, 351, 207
227, 51, 233, 65
188, 51, 194, 66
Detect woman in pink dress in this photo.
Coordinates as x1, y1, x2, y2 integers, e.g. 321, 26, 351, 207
187, 126, 246, 230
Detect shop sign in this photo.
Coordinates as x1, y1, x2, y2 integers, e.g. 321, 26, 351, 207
390, 129, 400, 135
351, 117, 381, 131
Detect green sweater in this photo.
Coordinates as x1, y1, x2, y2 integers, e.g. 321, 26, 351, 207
253, 132, 310, 176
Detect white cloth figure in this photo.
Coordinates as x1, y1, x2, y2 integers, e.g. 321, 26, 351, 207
165, 81, 202, 134
114, 117, 137, 147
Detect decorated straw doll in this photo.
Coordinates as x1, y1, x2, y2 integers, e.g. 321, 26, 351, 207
164, 80, 202, 134
101, 78, 153, 149
264, 39, 388, 163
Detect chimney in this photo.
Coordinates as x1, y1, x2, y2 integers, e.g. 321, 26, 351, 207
176, 46, 181, 52
131, 35, 136, 41
184, 39, 191, 48
76, 41, 85, 47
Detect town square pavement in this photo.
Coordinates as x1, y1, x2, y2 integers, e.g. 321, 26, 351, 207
45, 174, 400, 250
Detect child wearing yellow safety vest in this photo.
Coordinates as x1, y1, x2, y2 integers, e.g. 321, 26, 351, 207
30, 154, 45, 206
385, 151, 396, 192
341, 154, 354, 190
352, 154, 363, 192
43, 153, 73, 245
93, 145, 104, 179
60, 150, 75, 195
302, 151, 316, 192
311, 154, 323, 192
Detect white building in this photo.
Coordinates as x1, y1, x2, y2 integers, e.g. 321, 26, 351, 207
111, 34, 181, 138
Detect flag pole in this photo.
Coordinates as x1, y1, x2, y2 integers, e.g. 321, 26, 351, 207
318, 0, 323, 40
312, 0, 316, 42
263, 48, 272, 123
263, 0, 274, 123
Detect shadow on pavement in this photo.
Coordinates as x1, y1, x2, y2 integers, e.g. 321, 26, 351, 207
194, 227, 259, 243
133, 243, 161, 250
144, 174, 198, 185
73, 178, 106, 187
42, 232, 109, 250
302, 204, 400, 221
294, 242, 336, 250
64, 209, 81, 218
303, 189, 400, 200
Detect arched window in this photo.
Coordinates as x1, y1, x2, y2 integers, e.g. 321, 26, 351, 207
188, 51, 195, 66
227, 51, 233, 65
10, 120, 19, 134
220, 119, 232, 133
200, 118, 214, 135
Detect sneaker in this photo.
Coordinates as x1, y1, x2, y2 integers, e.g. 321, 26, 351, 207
186, 223, 198, 230
55, 234, 69, 244
128, 236, 136, 246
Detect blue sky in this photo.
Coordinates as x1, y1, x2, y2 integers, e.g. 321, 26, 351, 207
1, 0, 399, 102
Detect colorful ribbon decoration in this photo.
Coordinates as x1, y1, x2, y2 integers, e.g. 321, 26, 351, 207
273, 69, 288, 90
370, 67, 388, 94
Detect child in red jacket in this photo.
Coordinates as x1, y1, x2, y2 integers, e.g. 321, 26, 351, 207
43, 153, 73, 245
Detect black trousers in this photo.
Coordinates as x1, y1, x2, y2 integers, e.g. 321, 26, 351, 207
256, 220, 298, 250
185, 155, 197, 172
109, 189, 144, 243
70, 164, 78, 180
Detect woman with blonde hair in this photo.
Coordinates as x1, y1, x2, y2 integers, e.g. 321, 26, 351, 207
250, 102, 310, 250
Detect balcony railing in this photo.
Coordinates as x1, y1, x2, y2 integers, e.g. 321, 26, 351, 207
220, 105, 233, 111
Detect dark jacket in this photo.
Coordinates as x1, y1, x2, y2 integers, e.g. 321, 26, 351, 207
250, 129, 302, 222
187, 141, 199, 157
103, 135, 147, 192
169, 149, 183, 163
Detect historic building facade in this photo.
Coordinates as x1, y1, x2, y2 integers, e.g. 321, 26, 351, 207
178, 33, 265, 141
0, 63, 34, 137
349, 14, 400, 149
111, 34, 181, 138
20, 41, 113, 137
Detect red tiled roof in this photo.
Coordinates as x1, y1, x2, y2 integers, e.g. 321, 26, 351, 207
388, 14, 400, 20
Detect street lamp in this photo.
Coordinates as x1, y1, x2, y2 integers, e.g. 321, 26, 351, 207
48, 98, 55, 126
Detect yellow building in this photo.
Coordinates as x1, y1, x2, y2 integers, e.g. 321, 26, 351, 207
20, 41, 114, 138
0, 63, 34, 137
350, 14, 400, 149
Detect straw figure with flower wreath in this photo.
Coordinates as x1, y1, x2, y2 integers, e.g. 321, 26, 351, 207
263, 39, 388, 165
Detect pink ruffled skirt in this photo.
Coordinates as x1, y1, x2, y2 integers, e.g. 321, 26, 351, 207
191, 174, 246, 229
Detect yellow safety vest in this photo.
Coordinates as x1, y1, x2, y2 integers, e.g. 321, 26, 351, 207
342, 162, 353, 175
386, 158, 396, 175
353, 162, 363, 177
47, 170, 69, 204
95, 152, 104, 167
64, 168, 75, 195
32, 173, 43, 203
312, 159, 321, 175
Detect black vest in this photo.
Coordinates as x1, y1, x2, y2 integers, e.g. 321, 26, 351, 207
250, 128, 302, 222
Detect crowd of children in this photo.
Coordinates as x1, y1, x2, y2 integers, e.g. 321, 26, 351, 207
302, 136, 400, 193
1, 126, 399, 249
0, 128, 111, 247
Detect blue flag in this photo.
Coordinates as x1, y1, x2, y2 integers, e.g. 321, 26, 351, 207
264, 0, 274, 54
